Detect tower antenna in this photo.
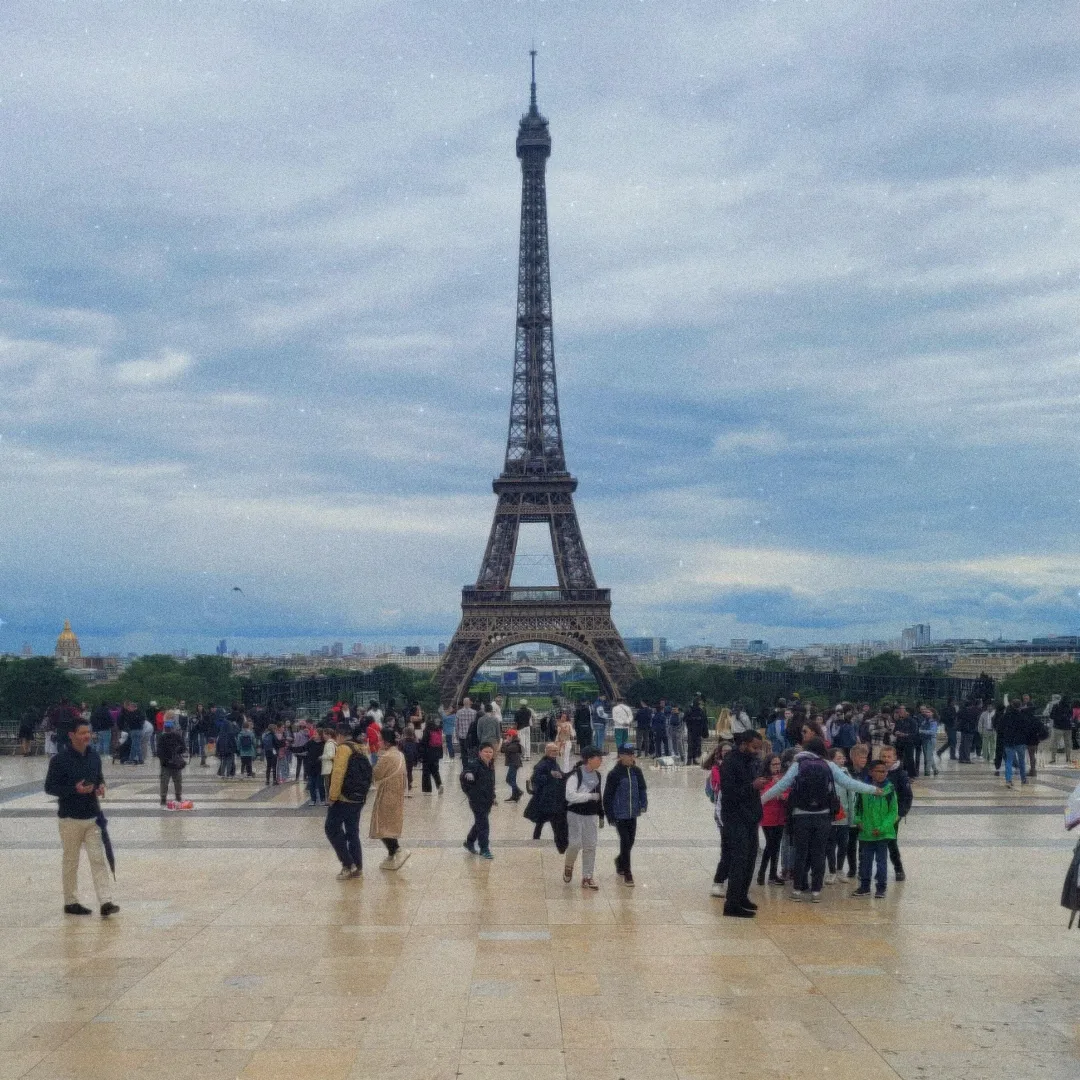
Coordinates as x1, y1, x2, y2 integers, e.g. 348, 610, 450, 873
530, 48, 537, 110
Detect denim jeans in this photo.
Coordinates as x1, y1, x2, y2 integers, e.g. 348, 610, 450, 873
859, 839, 889, 890
443, 720, 457, 758
651, 726, 669, 756
669, 725, 686, 763
1004, 744, 1027, 784
94, 731, 111, 757
324, 801, 362, 869
591, 722, 606, 751
506, 764, 520, 797
922, 735, 938, 774
959, 732, 974, 763
307, 772, 325, 804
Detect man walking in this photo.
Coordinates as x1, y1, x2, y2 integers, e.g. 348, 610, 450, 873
43, 720, 118, 917
684, 695, 708, 765
461, 742, 497, 859
455, 697, 477, 759
156, 717, 187, 808
718, 731, 766, 917
325, 727, 372, 879
603, 744, 647, 886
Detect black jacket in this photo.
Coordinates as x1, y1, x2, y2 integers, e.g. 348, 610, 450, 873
462, 756, 496, 813
44, 745, 104, 819
719, 748, 762, 827
893, 713, 919, 745
888, 763, 913, 818
956, 704, 980, 735
157, 730, 186, 768
684, 704, 709, 738
998, 706, 1027, 746
524, 756, 567, 821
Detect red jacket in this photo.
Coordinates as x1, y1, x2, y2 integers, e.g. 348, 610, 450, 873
760, 777, 788, 827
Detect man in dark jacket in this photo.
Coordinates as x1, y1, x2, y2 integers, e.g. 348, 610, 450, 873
461, 743, 497, 859
156, 719, 187, 807
1051, 697, 1073, 764
956, 700, 980, 764
718, 731, 766, 918
892, 706, 920, 775
937, 700, 958, 761
573, 700, 593, 752
44, 720, 118, 917
602, 745, 647, 886
634, 702, 653, 756
524, 742, 568, 852
684, 697, 708, 766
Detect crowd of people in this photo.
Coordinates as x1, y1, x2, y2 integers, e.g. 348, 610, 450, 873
35, 685, 1080, 919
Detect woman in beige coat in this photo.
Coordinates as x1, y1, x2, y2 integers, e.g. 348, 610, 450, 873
369, 727, 411, 870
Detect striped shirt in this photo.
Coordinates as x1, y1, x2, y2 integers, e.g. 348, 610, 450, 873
455, 707, 477, 739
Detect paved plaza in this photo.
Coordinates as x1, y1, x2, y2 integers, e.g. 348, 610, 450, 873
0, 751, 1077, 1080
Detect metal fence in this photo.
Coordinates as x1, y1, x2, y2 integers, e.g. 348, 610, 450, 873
729, 667, 991, 703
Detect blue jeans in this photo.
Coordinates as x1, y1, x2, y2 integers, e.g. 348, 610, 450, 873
669, 725, 685, 763
506, 764, 520, 797
1004, 744, 1027, 784
651, 726, 669, 756
859, 839, 889, 890
592, 722, 606, 751
94, 731, 111, 757
922, 735, 938, 774
443, 720, 457, 758
308, 772, 325, 804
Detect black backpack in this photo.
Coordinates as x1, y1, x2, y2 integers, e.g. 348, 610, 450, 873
341, 742, 373, 804
791, 756, 835, 813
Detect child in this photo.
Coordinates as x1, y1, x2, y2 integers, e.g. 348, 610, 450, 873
852, 759, 898, 898
502, 728, 524, 801
879, 744, 912, 880
400, 724, 419, 797
261, 726, 278, 785
564, 747, 604, 889
602, 744, 647, 886
827, 747, 854, 883
844, 742, 870, 877
237, 721, 257, 778
709, 743, 733, 896
778, 746, 797, 880
756, 753, 787, 886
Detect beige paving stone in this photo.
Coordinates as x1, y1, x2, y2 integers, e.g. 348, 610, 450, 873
1, 754, 1078, 1079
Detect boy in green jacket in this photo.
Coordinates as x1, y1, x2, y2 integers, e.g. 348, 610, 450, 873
852, 759, 898, 899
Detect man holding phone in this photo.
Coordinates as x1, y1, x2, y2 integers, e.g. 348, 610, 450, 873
44, 720, 118, 917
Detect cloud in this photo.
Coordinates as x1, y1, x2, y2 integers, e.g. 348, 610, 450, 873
112, 349, 193, 385
1, 1, 1079, 652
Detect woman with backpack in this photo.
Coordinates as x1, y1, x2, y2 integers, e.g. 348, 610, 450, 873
761, 736, 880, 902
236, 721, 257, 778
419, 718, 444, 794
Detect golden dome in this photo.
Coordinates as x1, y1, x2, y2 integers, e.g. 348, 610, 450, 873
55, 619, 81, 662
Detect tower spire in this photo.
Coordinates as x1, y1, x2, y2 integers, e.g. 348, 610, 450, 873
529, 49, 537, 113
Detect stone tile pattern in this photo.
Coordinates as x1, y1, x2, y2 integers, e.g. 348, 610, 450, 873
0, 753, 1077, 1079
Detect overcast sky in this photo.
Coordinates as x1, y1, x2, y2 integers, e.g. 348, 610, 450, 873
2, 0, 1079, 656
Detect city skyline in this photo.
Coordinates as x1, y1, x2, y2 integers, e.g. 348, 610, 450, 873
3, 3, 1080, 655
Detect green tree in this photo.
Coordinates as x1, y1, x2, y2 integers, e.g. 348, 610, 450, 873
0, 658, 83, 723
85, 655, 239, 708
1000, 662, 1080, 707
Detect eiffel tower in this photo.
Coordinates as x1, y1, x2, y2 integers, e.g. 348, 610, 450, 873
436, 56, 638, 708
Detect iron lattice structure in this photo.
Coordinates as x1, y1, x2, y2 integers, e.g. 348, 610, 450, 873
437, 59, 638, 707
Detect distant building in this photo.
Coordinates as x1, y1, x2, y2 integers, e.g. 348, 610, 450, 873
331, 642, 344, 658
54, 620, 81, 663
216, 639, 228, 656
901, 624, 931, 651
351, 642, 364, 655
21, 643, 32, 657
624, 636, 668, 659
403, 646, 421, 657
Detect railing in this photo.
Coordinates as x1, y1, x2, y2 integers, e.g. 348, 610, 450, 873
462, 587, 611, 605
728, 668, 991, 702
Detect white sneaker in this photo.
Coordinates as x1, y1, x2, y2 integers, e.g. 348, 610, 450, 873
824, 873, 836, 884
811, 891, 822, 903
389, 850, 412, 870
710, 883, 726, 898
379, 856, 395, 870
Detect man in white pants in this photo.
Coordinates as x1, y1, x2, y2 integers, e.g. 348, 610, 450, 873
44, 720, 118, 917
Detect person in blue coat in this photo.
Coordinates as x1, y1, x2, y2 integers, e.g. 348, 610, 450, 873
602, 745, 648, 887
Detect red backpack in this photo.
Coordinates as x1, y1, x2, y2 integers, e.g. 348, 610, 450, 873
430, 728, 443, 749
